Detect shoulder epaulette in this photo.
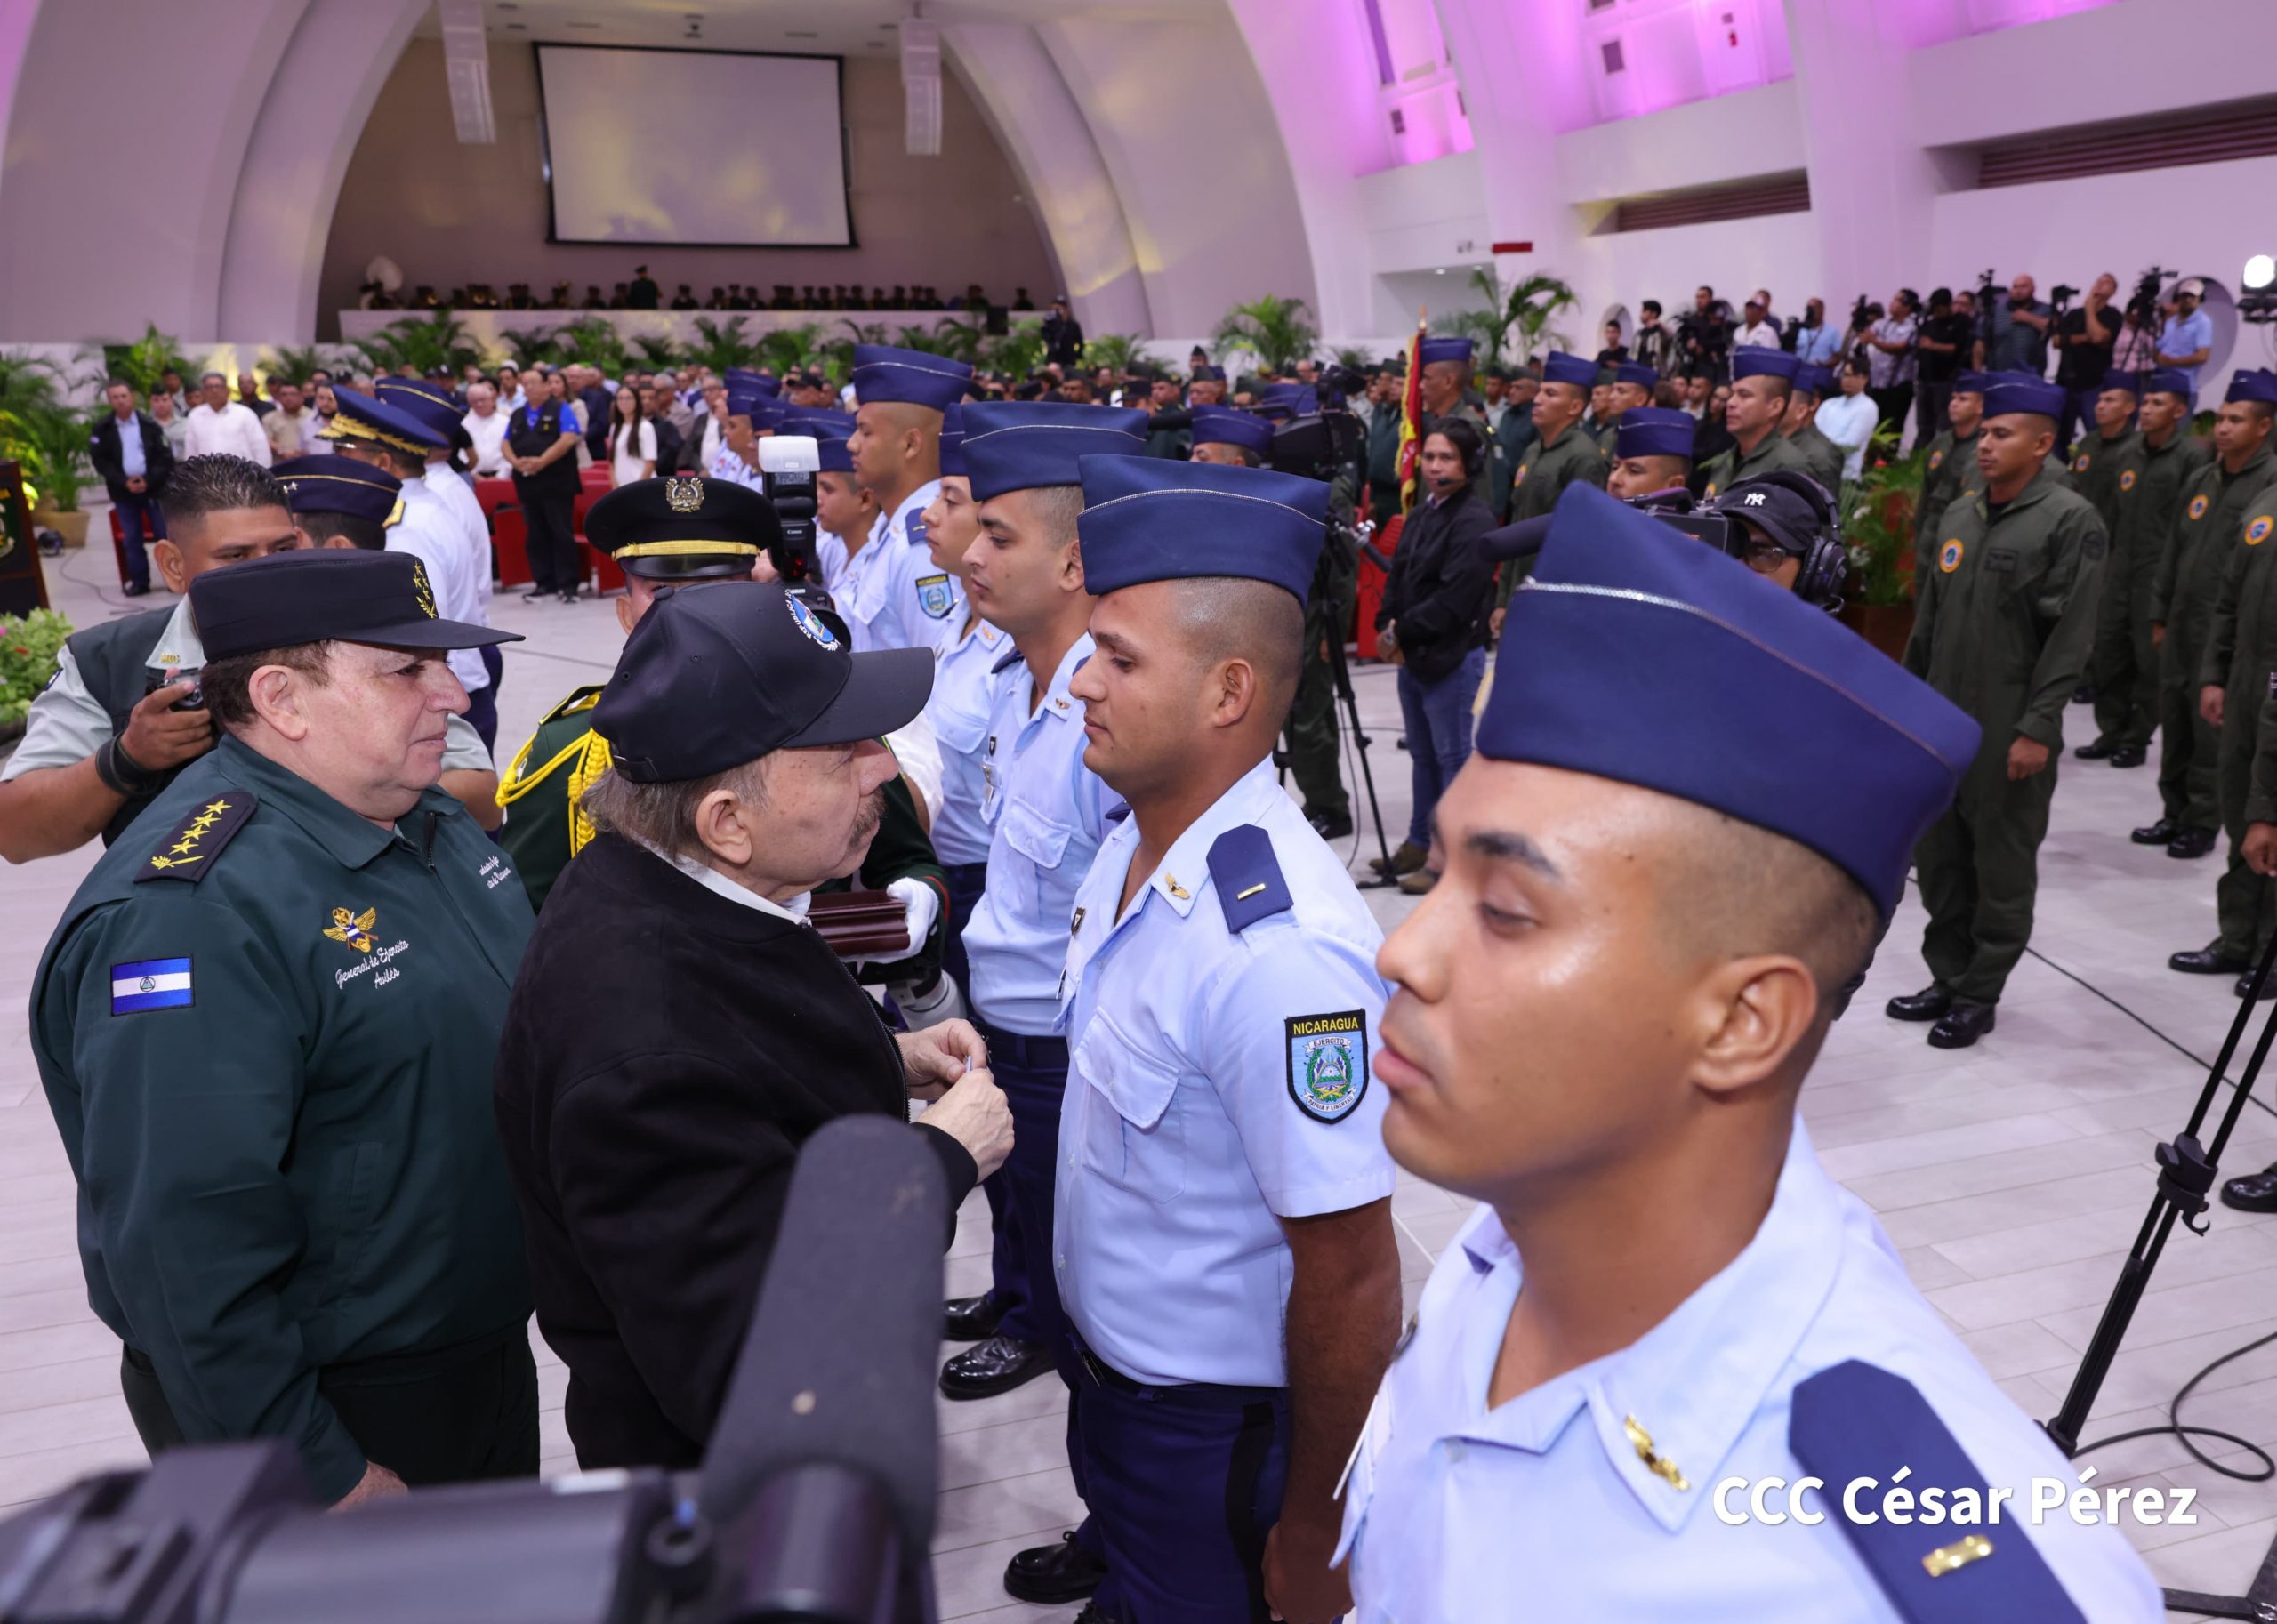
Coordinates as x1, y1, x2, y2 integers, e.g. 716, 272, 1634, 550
992, 647, 1026, 676
1790, 1361, 2084, 1624
539, 685, 605, 727
1207, 824, 1291, 934
497, 693, 606, 809
134, 791, 258, 884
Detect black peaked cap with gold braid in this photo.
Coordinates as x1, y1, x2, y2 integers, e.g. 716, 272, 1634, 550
588, 474, 787, 582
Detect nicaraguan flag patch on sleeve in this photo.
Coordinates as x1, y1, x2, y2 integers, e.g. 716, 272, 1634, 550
110, 957, 193, 1015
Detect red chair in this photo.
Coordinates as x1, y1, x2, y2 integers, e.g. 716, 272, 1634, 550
582, 541, 625, 596
474, 478, 516, 526
492, 508, 533, 588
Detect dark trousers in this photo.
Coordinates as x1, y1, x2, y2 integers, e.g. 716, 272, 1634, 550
949, 867, 1029, 1344
114, 493, 165, 589
1915, 380, 1953, 446
2160, 623, 2221, 832
467, 645, 504, 754
518, 483, 580, 593
2217, 676, 2277, 961
1913, 740, 2058, 1006
1871, 384, 1915, 444
2088, 550, 2159, 751
119, 1334, 538, 1496
2058, 387, 2102, 459
1072, 1342, 1289, 1624
1397, 652, 1485, 847
1282, 577, 1353, 822
972, 1016, 1113, 1605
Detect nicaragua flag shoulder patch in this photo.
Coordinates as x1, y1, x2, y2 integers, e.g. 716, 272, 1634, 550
111, 957, 193, 1015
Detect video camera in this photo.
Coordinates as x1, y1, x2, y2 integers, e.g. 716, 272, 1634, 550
758, 435, 821, 590
2127, 265, 2172, 326
0, 1119, 947, 1624
1266, 409, 1363, 484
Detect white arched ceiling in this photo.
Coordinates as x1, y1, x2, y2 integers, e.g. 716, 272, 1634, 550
218, 0, 430, 342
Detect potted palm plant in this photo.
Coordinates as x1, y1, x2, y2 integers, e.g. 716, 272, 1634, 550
1436, 269, 1579, 367
1837, 434, 1925, 661
1212, 294, 1318, 376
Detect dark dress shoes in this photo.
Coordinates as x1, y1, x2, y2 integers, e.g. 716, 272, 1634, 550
2132, 816, 2179, 845
2074, 738, 2116, 760
943, 1292, 1002, 1342
939, 1334, 1052, 1400
2168, 828, 2218, 860
2222, 1162, 2277, 1212
2110, 744, 2148, 768
2239, 971, 2277, 1001
1005, 1531, 1109, 1604
2170, 947, 2248, 976
1307, 809, 1355, 840
1885, 986, 1952, 1023
1928, 1004, 1997, 1049
122, 581, 149, 598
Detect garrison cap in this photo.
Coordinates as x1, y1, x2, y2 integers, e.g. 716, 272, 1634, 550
318, 386, 446, 456
1952, 370, 1993, 396
189, 547, 519, 661
1613, 407, 1695, 462
937, 403, 969, 478
1613, 361, 1659, 391
1982, 375, 2067, 421
784, 408, 856, 438
2096, 368, 2142, 396
1075, 454, 1325, 605
593, 581, 933, 781
584, 473, 784, 581
272, 454, 402, 525
725, 379, 771, 418
1255, 382, 1319, 422
1731, 349, 1799, 384
1192, 364, 1227, 383
1792, 365, 1832, 398
372, 377, 462, 443
850, 344, 973, 412
1541, 352, 1597, 390
724, 368, 780, 398
2227, 369, 2277, 407
1419, 337, 1475, 368
1481, 483, 1979, 914
959, 401, 1148, 501
1190, 406, 1275, 456
2143, 367, 2194, 399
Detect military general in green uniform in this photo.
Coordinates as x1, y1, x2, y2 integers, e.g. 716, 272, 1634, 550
1912, 372, 1988, 575
2149, 371, 2277, 861
1493, 351, 1609, 631
2080, 370, 2208, 771
1889, 376, 2106, 1049
1698, 348, 1813, 502
30, 549, 535, 1507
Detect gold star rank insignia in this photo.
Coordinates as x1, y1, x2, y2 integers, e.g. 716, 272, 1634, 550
136, 792, 257, 884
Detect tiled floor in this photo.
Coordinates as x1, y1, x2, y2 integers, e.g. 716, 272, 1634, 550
8, 537, 2277, 1615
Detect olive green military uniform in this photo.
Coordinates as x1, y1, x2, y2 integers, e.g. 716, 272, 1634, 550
1142, 419, 1192, 461
1282, 468, 1358, 828
2201, 491, 2277, 961
1425, 400, 1490, 442
30, 736, 538, 1502
1913, 427, 1980, 575
496, 689, 949, 985
2152, 442, 2277, 835
1698, 429, 1812, 503
2070, 428, 2137, 535
2086, 430, 2210, 753
2240, 491, 2277, 840
1784, 422, 1846, 494
1496, 424, 1610, 607
1904, 468, 2107, 1008
1592, 416, 1623, 458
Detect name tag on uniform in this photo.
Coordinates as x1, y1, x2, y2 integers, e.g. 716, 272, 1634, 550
1984, 547, 2019, 573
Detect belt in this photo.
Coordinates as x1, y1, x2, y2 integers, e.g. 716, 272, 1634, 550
1071, 1334, 1284, 1410
941, 860, 989, 893
973, 1013, 1068, 1070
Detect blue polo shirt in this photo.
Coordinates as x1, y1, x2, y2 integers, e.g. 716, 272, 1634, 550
2158, 309, 2215, 392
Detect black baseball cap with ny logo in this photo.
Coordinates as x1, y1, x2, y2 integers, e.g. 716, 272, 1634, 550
188, 549, 522, 662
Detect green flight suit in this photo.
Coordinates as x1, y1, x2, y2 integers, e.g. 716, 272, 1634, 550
1698, 429, 1812, 502
2240, 487, 2277, 841
29, 737, 537, 1501
1283, 470, 1359, 825
1913, 427, 1980, 576
496, 687, 948, 984
2152, 442, 2277, 833
2086, 430, 2209, 752
1491, 406, 1537, 522
1497, 424, 1610, 607
1903, 469, 2107, 1007
1784, 422, 1846, 495
2201, 487, 2277, 960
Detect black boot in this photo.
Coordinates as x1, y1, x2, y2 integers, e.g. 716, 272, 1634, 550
2171, 945, 2249, 975
943, 1292, 1002, 1342
2132, 816, 2179, 845
1928, 1003, 1997, 1049
2238, 971, 2277, 1001
2222, 1162, 2277, 1212
1004, 1532, 1108, 1604
939, 1334, 1053, 1400
2074, 737, 2116, 760
2110, 744, 2148, 768
1885, 985, 1952, 1023
2168, 828, 2219, 860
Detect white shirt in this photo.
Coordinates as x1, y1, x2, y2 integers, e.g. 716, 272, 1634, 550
1337, 1123, 2163, 1623
415, 464, 495, 613
183, 401, 272, 466
1055, 756, 1396, 1387
1734, 320, 1782, 350
1814, 393, 1881, 482
496, 384, 529, 415
640, 839, 811, 924
611, 419, 658, 486
387, 479, 489, 694
463, 408, 511, 476
840, 481, 955, 654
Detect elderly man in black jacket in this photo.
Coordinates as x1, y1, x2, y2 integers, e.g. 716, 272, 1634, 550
1374, 418, 1496, 892
493, 551, 1013, 1471
89, 380, 176, 596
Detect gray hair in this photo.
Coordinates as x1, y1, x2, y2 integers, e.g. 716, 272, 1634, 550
577, 757, 771, 860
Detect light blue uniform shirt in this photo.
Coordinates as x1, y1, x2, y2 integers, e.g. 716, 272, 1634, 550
2158, 310, 2215, 392
841, 481, 960, 654
925, 610, 1008, 867
707, 444, 767, 494
1053, 758, 1395, 1388
1335, 1123, 2163, 1621
962, 634, 1113, 1035
1795, 325, 1843, 369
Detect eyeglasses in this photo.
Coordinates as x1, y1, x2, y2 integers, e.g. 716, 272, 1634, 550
1743, 540, 1790, 573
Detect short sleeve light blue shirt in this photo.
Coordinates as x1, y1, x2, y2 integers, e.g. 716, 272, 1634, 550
841, 482, 960, 653
707, 444, 767, 494
961, 635, 1114, 1035
2158, 310, 2215, 390
924, 611, 1009, 867
1052, 757, 1396, 1388
1335, 1123, 2163, 1621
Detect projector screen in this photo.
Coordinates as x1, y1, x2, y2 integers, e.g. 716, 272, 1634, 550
536, 45, 852, 247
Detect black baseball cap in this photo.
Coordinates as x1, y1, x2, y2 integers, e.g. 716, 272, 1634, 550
594, 582, 934, 782
189, 549, 520, 661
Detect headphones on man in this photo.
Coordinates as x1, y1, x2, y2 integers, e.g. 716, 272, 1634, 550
1707, 470, 1849, 612
1432, 418, 1487, 479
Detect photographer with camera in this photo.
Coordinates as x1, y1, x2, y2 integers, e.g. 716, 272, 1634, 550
1980, 273, 2054, 374
2051, 273, 2120, 453
1913, 287, 1974, 441
2157, 278, 2216, 395
1678, 285, 1734, 383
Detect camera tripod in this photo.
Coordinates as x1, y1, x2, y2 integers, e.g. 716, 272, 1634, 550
1277, 514, 1396, 881
2045, 926, 2277, 1618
